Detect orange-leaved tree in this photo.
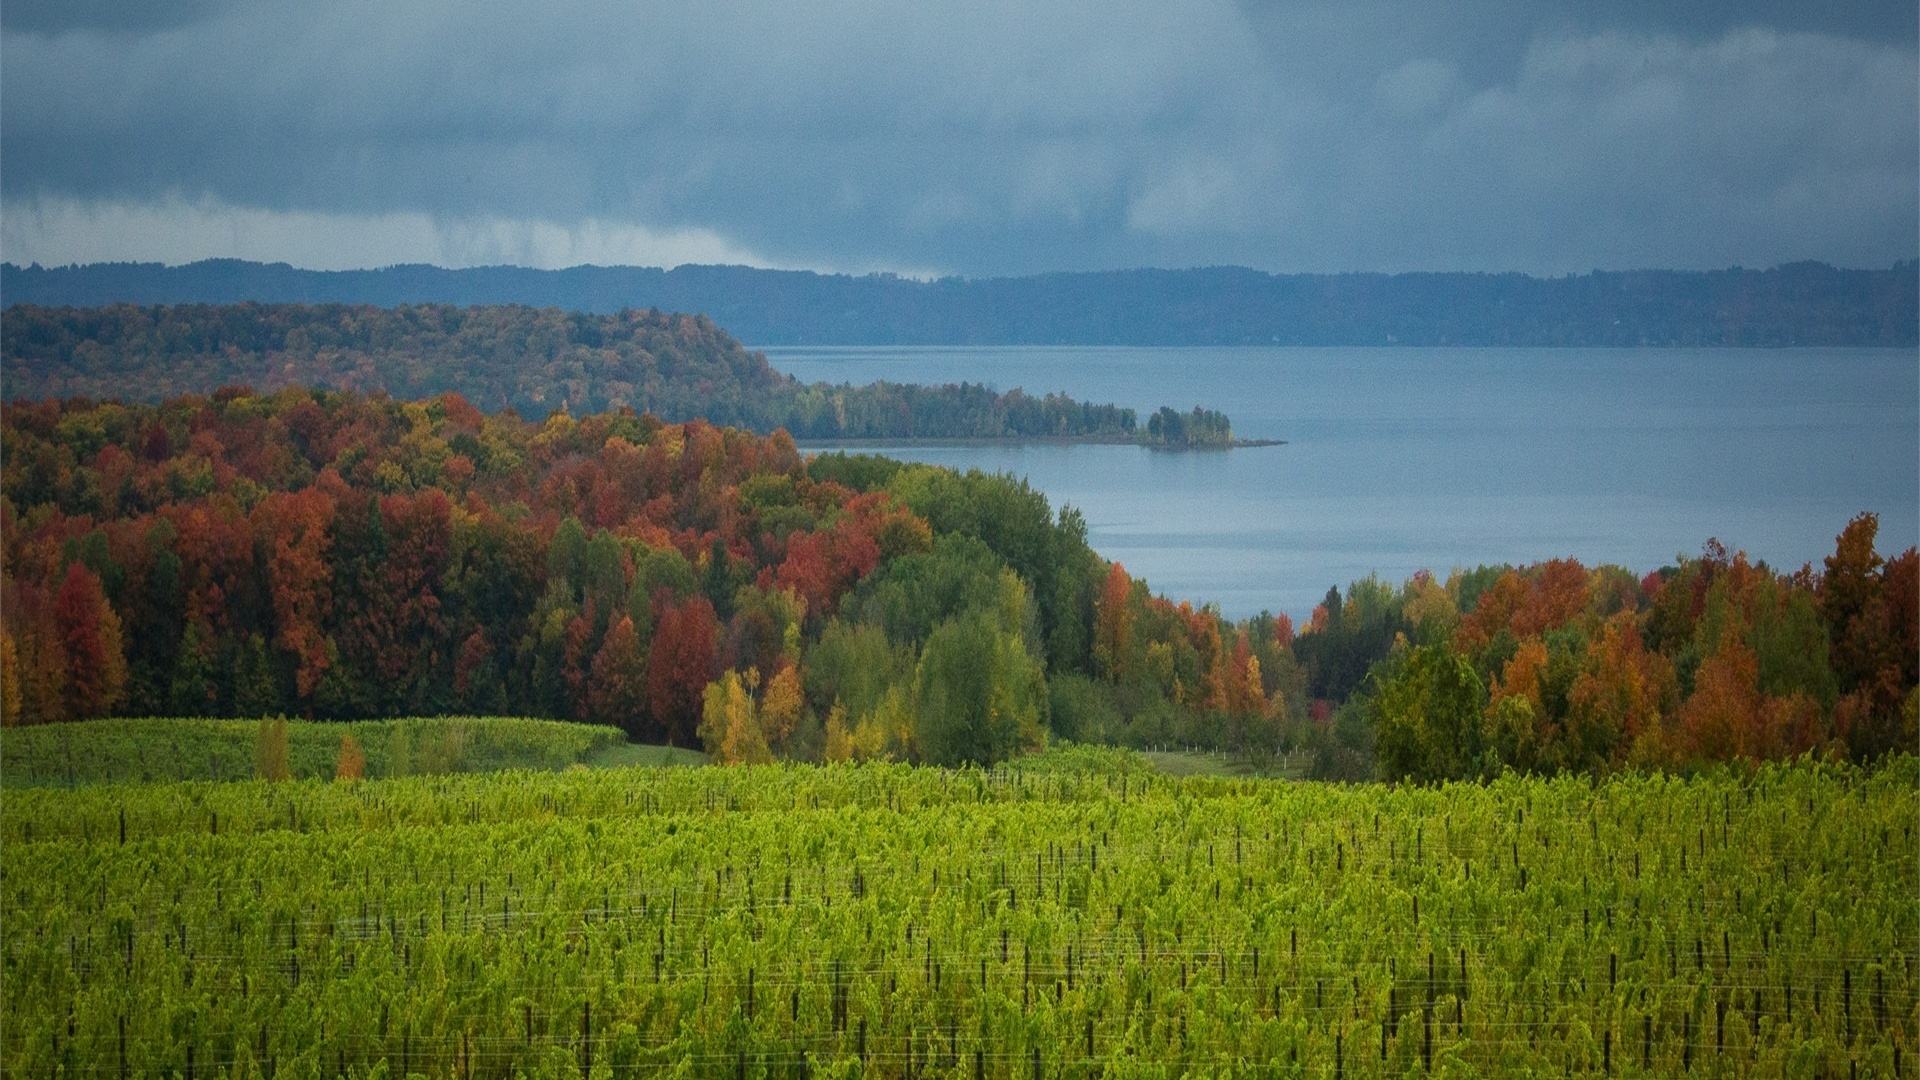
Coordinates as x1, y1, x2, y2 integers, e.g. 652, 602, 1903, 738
587, 615, 648, 734
1092, 562, 1132, 680
54, 562, 127, 720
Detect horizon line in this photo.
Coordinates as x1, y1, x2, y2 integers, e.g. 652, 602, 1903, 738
7, 256, 1915, 283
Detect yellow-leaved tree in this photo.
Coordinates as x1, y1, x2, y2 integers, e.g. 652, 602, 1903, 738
699, 670, 773, 765
823, 701, 853, 763
760, 663, 804, 753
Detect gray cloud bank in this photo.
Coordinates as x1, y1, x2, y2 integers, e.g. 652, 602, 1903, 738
3, 0, 1914, 276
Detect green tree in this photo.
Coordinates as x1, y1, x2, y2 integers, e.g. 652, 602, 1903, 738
1296, 575, 1411, 703
522, 585, 580, 719
1750, 577, 1838, 708
1374, 645, 1488, 783
168, 623, 218, 715
805, 618, 911, 725
851, 532, 1005, 646
230, 633, 281, 717
548, 517, 589, 600
581, 529, 628, 632
885, 466, 1090, 671
911, 571, 1047, 767
628, 542, 698, 630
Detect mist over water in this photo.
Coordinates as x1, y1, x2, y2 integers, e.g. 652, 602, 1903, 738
764, 346, 1920, 621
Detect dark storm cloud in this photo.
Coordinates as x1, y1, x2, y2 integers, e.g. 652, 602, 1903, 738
0, 0, 244, 35
2, 0, 1913, 274
1535, 0, 1915, 46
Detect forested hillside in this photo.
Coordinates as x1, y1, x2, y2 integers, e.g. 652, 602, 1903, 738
1, 302, 1206, 443
4, 387, 1912, 778
0, 387, 1098, 765
5, 258, 1914, 346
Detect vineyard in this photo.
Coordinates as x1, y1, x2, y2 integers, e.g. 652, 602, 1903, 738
3, 753, 1914, 1077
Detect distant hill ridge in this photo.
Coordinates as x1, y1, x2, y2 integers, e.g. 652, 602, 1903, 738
5, 259, 1913, 347
2, 302, 1230, 444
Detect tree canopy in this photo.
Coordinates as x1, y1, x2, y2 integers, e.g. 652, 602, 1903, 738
4, 383, 1909, 778
2, 302, 1171, 442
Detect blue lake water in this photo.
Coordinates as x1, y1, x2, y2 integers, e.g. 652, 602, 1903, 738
761, 346, 1920, 622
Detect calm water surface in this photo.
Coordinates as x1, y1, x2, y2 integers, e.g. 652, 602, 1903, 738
762, 346, 1919, 621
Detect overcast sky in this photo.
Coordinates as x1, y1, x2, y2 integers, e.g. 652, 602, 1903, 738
3, 0, 1914, 276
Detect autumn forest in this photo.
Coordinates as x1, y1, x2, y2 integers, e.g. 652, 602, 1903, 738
3, 360, 1913, 779
1, 303, 1236, 446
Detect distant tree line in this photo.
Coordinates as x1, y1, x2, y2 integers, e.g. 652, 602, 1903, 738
1283, 525, 1916, 781
0, 302, 1155, 442
4, 258, 1912, 346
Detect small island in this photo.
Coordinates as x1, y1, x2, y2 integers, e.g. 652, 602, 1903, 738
794, 403, 1285, 450
1137, 405, 1281, 448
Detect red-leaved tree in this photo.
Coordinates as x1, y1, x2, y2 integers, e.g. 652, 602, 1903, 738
647, 596, 717, 745
55, 563, 127, 719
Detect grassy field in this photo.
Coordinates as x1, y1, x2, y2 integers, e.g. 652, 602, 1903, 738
583, 740, 710, 770
1137, 748, 1312, 779
2, 724, 1912, 1077
0, 716, 652, 787
0, 718, 1287, 788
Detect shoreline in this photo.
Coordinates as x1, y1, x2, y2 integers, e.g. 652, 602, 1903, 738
795, 436, 1286, 450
